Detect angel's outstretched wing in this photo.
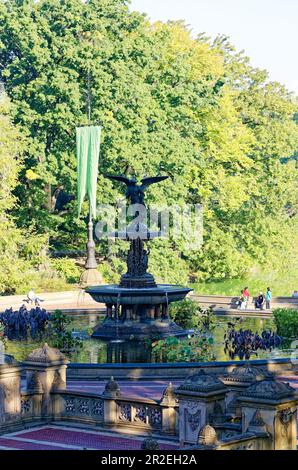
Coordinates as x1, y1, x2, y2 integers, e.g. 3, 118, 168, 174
141, 175, 169, 189
105, 175, 134, 186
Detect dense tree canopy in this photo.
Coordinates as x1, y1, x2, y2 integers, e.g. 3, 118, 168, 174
0, 0, 297, 288
0, 93, 52, 293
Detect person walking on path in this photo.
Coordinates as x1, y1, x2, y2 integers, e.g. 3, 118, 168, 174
266, 287, 272, 309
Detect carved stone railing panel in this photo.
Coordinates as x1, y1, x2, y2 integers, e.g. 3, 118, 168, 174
61, 394, 104, 422
119, 403, 132, 422
117, 400, 162, 429
20, 393, 34, 418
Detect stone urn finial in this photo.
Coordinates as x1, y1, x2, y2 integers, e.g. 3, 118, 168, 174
103, 376, 121, 398
160, 382, 176, 406
198, 425, 217, 446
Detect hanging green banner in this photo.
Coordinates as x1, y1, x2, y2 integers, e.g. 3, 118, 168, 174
76, 126, 101, 218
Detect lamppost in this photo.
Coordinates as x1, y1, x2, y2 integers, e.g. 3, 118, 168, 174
85, 211, 98, 269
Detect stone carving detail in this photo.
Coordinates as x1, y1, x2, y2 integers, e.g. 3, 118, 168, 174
242, 377, 295, 400
64, 397, 76, 413
21, 398, 31, 415
78, 400, 90, 415
27, 372, 43, 393
25, 343, 66, 364
248, 410, 268, 434
92, 400, 104, 416
177, 370, 225, 394
278, 407, 295, 426
223, 366, 266, 384
183, 401, 201, 412
51, 370, 65, 391
119, 403, 131, 422
63, 396, 104, 419
149, 407, 162, 426
135, 405, 147, 423
250, 410, 265, 427
186, 408, 201, 432
278, 408, 296, 438
1, 380, 16, 404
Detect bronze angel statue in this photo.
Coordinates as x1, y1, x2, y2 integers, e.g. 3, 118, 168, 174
105, 175, 169, 205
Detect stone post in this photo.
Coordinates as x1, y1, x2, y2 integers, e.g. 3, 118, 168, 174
0, 356, 21, 425
221, 365, 267, 420
175, 370, 226, 446
22, 343, 69, 421
160, 383, 178, 435
102, 376, 121, 427
239, 376, 297, 450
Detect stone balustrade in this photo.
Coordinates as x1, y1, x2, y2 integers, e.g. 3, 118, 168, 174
51, 380, 177, 435
56, 390, 105, 425
0, 344, 297, 450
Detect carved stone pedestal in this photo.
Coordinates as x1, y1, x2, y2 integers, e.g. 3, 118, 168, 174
239, 376, 297, 450
221, 365, 267, 420
23, 343, 69, 420
175, 370, 226, 446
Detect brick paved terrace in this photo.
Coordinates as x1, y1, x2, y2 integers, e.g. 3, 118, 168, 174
0, 426, 178, 450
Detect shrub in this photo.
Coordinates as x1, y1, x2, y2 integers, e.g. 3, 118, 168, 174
48, 310, 82, 354
169, 299, 198, 329
50, 258, 82, 284
99, 257, 126, 284
169, 298, 216, 331
273, 308, 298, 339
152, 334, 215, 363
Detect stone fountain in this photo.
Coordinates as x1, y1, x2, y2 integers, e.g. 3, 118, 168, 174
86, 175, 192, 340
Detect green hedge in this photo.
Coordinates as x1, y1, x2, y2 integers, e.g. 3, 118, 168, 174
273, 308, 298, 339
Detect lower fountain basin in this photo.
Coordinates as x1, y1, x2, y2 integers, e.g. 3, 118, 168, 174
86, 284, 192, 305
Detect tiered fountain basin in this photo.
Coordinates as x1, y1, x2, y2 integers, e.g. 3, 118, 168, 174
86, 284, 192, 340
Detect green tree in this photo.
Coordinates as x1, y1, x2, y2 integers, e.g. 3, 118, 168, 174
0, 1, 297, 286
0, 92, 50, 293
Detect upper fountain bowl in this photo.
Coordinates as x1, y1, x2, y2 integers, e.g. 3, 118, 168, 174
86, 284, 192, 306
